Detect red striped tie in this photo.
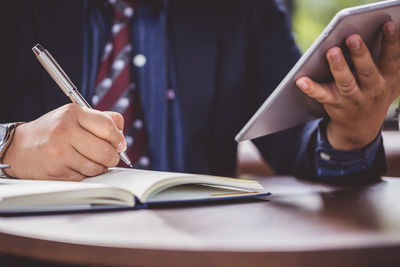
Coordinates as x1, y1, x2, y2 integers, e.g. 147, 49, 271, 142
93, 0, 150, 168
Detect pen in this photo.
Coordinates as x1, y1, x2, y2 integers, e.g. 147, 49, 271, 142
32, 44, 133, 168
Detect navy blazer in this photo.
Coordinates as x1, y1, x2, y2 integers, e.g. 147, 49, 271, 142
1, 0, 327, 177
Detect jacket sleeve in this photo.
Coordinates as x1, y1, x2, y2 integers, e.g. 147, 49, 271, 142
253, 119, 387, 180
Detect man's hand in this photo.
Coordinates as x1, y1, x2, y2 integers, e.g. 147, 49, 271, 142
296, 21, 400, 151
2, 104, 127, 180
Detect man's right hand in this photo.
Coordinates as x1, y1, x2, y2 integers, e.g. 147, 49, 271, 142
2, 104, 127, 181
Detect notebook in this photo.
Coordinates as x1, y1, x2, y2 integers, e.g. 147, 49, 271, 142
0, 168, 268, 213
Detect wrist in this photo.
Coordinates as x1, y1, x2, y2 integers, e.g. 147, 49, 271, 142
0, 122, 24, 177
326, 120, 381, 150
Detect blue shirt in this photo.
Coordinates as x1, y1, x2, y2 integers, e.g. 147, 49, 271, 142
314, 119, 382, 177
82, 0, 383, 178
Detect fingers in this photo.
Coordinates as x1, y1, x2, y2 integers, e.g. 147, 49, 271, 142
104, 111, 127, 153
48, 168, 86, 182
345, 34, 381, 91
70, 126, 120, 168
325, 47, 362, 98
296, 77, 336, 104
105, 111, 124, 131
300, 37, 383, 104
45, 147, 107, 180
379, 21, 400, 76
65, 147, 108, 178
76, 106, 126, 153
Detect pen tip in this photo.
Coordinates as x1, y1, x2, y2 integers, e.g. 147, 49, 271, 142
129, 164, 134, 168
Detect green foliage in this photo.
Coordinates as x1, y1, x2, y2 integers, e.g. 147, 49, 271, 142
292, 0, 382, 52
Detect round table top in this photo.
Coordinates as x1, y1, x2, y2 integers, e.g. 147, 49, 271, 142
0, 176, 399, 266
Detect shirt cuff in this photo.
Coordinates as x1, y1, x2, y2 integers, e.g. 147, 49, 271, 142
314, 119, 382, 177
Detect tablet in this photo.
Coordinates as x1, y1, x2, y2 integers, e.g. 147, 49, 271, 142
235, 0, 400, 142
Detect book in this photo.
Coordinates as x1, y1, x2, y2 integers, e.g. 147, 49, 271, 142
0, 168, 268, 213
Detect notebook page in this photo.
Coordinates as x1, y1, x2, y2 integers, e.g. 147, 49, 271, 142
82, 168, 185, 200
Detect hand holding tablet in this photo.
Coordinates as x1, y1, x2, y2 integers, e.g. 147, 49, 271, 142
236, 0, 400, 144
296, 21, 400, 150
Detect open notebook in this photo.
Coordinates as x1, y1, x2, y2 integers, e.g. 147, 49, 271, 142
0, 168, 267, 213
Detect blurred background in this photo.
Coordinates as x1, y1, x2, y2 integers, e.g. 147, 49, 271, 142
281, 0, 381, 51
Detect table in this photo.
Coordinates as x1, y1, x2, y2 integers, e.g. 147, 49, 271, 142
0, 176, 399, 267
382, 130, 400, 176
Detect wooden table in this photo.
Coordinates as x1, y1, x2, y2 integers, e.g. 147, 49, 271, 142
0, 176, 399, 267
383, 130, 400, 176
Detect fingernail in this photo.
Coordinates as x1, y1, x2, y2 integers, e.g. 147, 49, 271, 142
297, 80, 309, 90
117, 141, 126, 153
349, 37, 360, 50
385, 22, 395, 36
329, 50, 341, 63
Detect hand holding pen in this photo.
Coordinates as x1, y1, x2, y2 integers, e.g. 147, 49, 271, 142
33, 44, 133, 168
0, 45, 131, 180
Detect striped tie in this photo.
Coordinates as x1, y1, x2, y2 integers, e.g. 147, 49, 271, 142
93, 0, 150, 168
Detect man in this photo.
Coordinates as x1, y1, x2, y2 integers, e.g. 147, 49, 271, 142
0, 0, 397, 181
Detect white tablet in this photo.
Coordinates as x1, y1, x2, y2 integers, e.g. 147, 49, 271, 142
235, 0, 400, 142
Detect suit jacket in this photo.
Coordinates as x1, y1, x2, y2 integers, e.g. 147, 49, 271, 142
0, 0, 326, 177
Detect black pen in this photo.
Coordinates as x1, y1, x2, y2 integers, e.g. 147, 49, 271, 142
32, 44, 133, 168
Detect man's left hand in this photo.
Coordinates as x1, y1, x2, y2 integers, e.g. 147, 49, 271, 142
296, 21, 400, 150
